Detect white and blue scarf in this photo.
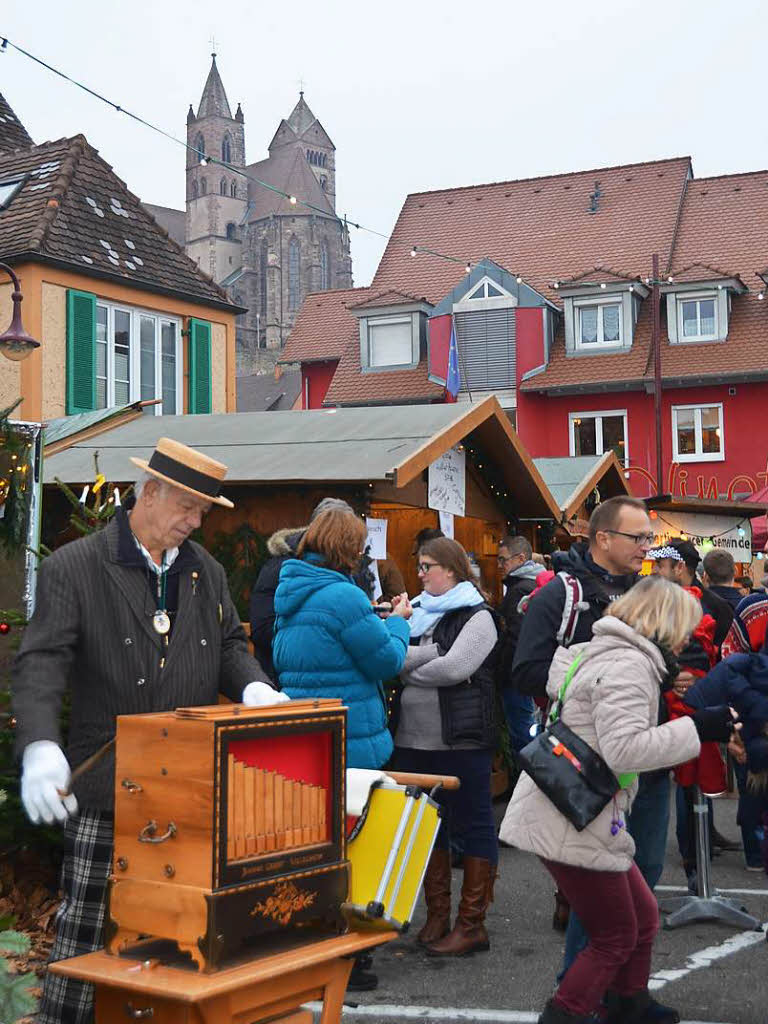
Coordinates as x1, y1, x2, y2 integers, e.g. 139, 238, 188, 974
408, 580, 484, 638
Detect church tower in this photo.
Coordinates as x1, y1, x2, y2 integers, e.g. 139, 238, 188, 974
268, 92, 337, 208
185, 54, 246, 283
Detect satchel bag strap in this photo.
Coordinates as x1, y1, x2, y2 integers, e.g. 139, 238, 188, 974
547, 651, 584, 725
548, 650, 637, 790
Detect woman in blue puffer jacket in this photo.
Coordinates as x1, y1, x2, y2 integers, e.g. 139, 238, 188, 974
273, 506, 412, 769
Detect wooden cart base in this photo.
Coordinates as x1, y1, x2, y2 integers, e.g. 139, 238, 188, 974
48, 930, 396, 1024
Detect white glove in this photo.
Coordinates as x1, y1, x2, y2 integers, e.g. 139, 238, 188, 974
21, 740, 79, 825
241, 681, 290, 707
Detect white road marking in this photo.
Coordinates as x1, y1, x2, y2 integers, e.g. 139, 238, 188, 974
306, 1005, 732, 1024
656, 885, 768, 897
649, 921, 768, 991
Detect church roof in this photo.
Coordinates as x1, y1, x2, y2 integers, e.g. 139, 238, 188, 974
197, 55, 233, 120
287, 93, 316, 135
0, 93, 35, 154
245, 144, 335, 221
0, 133, 236, 311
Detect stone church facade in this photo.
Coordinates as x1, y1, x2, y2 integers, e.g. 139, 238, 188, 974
149, 56, 352, 374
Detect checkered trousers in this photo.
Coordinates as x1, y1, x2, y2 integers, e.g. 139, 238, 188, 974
37, 810, 113, 1024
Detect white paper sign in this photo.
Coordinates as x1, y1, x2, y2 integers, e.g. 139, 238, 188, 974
365, 517, 388, 560
653, 512, 752, 558
439, 510, 455, 538
428, 446, 466, 517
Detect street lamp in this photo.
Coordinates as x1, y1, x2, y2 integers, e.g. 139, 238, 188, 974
0, 262, 40, 361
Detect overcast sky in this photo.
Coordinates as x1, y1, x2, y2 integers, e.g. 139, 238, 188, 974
3, 0, 767, 286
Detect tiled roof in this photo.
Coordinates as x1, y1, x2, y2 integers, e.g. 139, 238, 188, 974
348, 289, 428, 310
245, 144, 335, 221
371, 156, 692, 304
282, 286, 370, 363
0, 93, 34, 154
658, 171, 768, 383
323, 338, 444, 406
289, 154, 768, 400
0, 134, 235, 310
668, 262, 742, 284
556, 266, 641, 287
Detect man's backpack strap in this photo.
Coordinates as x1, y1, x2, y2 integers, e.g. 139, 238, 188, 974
555, 572, 588, 647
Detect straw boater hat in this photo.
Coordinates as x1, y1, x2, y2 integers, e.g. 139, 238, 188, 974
129, 437, 234, 509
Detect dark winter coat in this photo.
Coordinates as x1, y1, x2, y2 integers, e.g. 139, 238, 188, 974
249, 527, 304, 680
497, 564, 539, 689
511, 544, 636, 697
686, 653, 768, 772
12, 510, 265, 811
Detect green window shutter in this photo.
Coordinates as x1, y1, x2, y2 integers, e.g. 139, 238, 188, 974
66, 290, 97, 414
188, 318, 212, 414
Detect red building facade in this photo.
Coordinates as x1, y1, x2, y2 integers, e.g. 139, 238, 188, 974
283, 156, 768, 504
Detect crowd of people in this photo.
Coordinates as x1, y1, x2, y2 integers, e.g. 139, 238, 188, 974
10, 437, 768, 1024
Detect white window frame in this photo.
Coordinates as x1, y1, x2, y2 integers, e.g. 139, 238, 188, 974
568, 409, 629, 466
671, 403, 725, 463
366, 314, 415, 368
95, 300, 183, 415
676, 290, 719, 343
574, 297, 624, 350
454, 275, 517, 313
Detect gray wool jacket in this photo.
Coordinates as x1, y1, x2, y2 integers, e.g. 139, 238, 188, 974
12, 514, 267, 812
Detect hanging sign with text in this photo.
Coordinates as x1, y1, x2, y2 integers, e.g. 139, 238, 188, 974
365, 517, 388, 560
653, 512, 752, 557
428, 446, 466, 517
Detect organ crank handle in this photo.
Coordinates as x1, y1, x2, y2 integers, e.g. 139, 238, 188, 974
138, 820, 177, 843
385, 771, 460, 792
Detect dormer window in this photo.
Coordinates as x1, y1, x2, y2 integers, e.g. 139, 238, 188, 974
575, 299, 622, 349
368, 316, 412, 367
663, 268, 745, 344
353, 295, 432, 372
557, 273, 647, 356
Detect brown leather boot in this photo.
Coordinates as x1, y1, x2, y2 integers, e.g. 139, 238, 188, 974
425, 855, 495, 956
417, 848, 452, 944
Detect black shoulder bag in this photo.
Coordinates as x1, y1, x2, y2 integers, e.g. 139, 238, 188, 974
516, 653, 637, 831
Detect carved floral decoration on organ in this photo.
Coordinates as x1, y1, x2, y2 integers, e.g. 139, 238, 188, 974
250, 881, 318, 926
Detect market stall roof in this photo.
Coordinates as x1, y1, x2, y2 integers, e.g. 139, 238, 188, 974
44, 396, 561, 519
533, 452, 630, 519
746, 486, 768, 551
43, 400, 153, 455
645, 495, 768, 518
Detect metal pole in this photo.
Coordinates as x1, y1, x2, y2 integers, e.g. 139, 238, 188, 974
652, 253, 663, 493
661, 785, 760, 930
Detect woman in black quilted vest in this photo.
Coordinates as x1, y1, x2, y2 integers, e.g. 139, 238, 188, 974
392, 536, 499, 957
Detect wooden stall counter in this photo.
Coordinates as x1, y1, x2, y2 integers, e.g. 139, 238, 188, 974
49, 930, 396, 1024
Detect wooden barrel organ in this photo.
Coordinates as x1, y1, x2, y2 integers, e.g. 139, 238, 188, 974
107, 700, 348, 971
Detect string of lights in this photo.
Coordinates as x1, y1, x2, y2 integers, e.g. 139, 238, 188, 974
649, 509, 755, 549
0, 36, 390, 238
1, 35, 535, 286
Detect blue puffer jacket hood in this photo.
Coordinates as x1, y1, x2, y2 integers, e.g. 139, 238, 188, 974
273, 557, 409, 769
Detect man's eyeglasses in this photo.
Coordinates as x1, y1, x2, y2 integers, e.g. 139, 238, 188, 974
417, 561, 440, 574
603, 529, 655, 547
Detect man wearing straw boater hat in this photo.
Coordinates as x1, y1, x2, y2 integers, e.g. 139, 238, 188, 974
12, 437, 286, 1024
